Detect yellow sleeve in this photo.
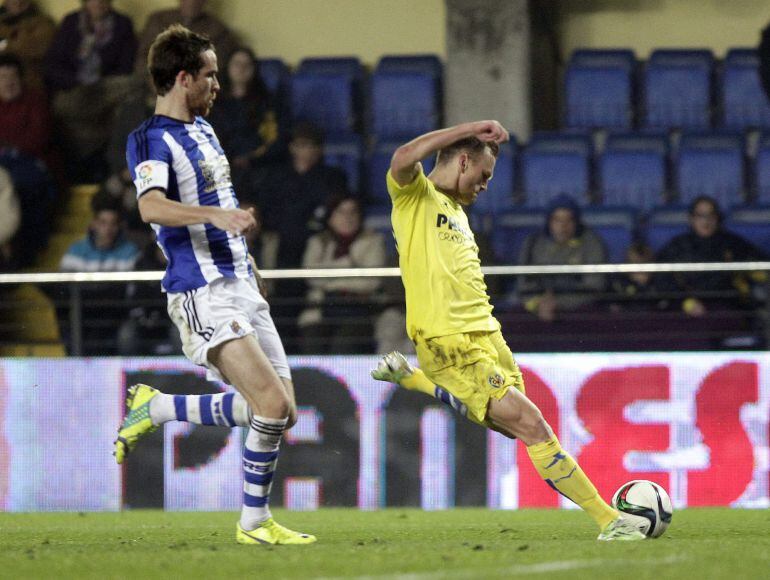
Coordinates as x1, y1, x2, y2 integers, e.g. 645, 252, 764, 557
386, 165, 430, 204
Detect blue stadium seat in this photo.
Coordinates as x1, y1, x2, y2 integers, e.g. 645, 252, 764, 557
366, 142, 435, 204
644, 208, 689, 252
724, 206, 770, 250
291, 72, 357, 136
297, 57, 364, 79
521, 133, 592, 208
291, 57, 364, 136
722, 49, 770, 130
324, 135, 364, 192
643, 49, 714, 130
364, 204, 397, 257
492, 209, 546, 265
258, 58, 290, 101
755, 133, 770, 204
376, 55, 443, 77
470, 142, 517, 217
675, 132, 744, 208
599, 134, 667, 211
371, 71, 439, 139
582, 207, 637, 263
565, 49, 635, 129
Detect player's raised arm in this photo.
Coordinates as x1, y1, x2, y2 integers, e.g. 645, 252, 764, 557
390, 120, 509, 186
138, 189, 256, 236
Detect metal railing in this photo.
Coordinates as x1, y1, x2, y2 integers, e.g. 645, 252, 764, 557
1, 262, 769, 356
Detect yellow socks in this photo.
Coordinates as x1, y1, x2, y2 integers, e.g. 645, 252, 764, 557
399, 367, 438, 397
527, 436, 617, 529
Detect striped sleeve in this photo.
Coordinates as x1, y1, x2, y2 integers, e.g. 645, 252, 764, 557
126, 126, 172, 199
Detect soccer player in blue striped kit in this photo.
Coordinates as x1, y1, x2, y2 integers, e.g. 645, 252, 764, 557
114, 24, 315, 545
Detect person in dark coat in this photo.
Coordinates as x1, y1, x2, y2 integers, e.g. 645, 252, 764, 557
656, 195, 768, 316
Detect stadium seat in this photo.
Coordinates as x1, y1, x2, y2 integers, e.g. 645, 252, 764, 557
754, 132, 770, 204
258, 58, 290, 100
291, 57, 364, 136
291, 72, 358, 136
644, 207, 689, 252
366, 141, 435, 204
469, 141, 517, 218
376, 55, 443, 77
324, 135, 364, 192
521, 133, 592, 208
724, 206, 770, 250
371, 71, 440, 139
675, 132, 744, 208
643, 49, 714, 130
598, 133, 667, 211
297, 57, 364, 78
722, 49, 770, 130
564, 49, 635, 129
581, 206, 637, 263
491, 209, 546, 265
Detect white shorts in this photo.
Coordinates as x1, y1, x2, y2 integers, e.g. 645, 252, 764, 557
167, 277, 291, 382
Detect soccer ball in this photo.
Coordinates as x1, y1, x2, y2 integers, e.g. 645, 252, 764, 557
612, 480, 673, 538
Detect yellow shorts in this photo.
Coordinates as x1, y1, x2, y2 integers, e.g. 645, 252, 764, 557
414, 330, 525, 427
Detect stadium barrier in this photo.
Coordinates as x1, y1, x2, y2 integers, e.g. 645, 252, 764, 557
0, 263, 768, 512
0, 352, 767, 512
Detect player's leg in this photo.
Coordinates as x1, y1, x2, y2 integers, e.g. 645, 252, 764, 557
485, 330, 642, 540
210, 335, 315, 545
487, 391, 644, 540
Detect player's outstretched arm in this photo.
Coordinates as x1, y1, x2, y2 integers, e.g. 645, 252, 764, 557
390, 120, 509, 186
138, 189, 256, 236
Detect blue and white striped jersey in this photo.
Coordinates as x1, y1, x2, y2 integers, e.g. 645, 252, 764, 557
126, 115, 251, 293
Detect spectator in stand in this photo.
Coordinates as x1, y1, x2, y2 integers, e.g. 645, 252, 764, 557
0, 52, 50, 162
0, 0, 55, 89
608, 242, 668, 313
59, 191, 138, 355
45, 0, 137, 181
242, 122, 349, 349
208, 46, 286, 182
135, 0, 237, 77
0, 165, 19, 271
117, 240, 181, 356
106, 71, 154, 177
59, 190, 139, 273
103, 72, 154, 236
298, 195, 385, 354
656, 195, 768, 317
517, 194, 608, 322
246, 121, 349, 269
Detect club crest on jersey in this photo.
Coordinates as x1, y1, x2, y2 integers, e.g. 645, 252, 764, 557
230, 321, 245, 336
488, 373, 505, 389
198, 157, 232, 193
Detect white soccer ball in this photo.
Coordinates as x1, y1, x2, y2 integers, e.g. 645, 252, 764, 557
611, 479, 673, 538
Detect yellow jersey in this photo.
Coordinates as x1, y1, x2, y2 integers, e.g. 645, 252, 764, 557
386, 166, 499, 340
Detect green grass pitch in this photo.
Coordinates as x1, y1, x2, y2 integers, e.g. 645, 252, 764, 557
0, 508, 768, 579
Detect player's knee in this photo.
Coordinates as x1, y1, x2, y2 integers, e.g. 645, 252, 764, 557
518, 407, 551, 443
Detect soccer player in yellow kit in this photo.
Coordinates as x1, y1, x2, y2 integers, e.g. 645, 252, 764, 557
371, 120, 645, 541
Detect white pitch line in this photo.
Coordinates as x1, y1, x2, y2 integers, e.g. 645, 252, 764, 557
317, 554, 686, 580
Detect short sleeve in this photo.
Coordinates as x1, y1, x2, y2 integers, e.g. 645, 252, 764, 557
385, 165, 431, 204
126, 129, 172, 198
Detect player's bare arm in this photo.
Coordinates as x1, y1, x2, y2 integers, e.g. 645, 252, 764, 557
390, 120, 509, 186
138, 189, 256, 235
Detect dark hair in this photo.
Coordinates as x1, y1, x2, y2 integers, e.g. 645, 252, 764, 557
91, 189, 123, 218
290, 121, 324, 147
0, 53, 23, 77
148, 24, 214, 96
688, 195, 722, 224
221, 46, 271, 103
436, 137, 499, 166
